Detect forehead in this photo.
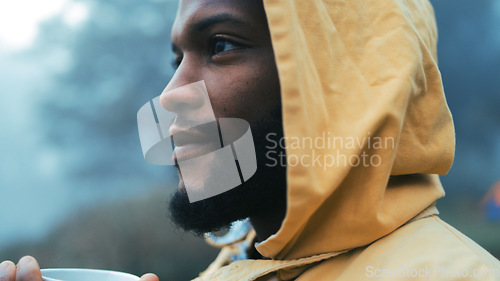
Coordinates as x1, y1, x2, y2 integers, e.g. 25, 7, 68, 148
171, 0, 267, 39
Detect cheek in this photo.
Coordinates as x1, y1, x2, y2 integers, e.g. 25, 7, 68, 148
206, 60, 281, 122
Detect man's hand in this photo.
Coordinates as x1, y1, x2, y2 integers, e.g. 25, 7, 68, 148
140, 273, 159, 281
0, 256, 159, 281
0, 256, 44, 281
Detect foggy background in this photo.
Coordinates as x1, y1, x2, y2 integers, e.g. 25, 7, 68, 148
0, 0, 498, 280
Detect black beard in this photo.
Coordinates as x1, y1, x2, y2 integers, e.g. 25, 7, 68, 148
168, 107, 287, 236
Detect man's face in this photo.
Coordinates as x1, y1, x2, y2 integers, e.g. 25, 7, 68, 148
163, 0, 286, 235
163, 0, 280, 121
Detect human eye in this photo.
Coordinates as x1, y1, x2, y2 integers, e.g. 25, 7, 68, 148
209, 36, 243, 56
171, 55, 183, 70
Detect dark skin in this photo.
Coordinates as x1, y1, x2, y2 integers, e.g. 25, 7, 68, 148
165, 0, 281, 127
0, 1, 285, 280
164, 0, 285, 242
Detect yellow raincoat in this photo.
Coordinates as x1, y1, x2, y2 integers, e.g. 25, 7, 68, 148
194, 0, 500, 280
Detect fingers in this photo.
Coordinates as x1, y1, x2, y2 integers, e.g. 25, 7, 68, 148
140, 273, 159, 281
3, 257, 154, 281
0, 260, 16, 281
15, 256, 43, 281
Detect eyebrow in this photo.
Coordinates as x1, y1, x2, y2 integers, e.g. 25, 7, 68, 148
172, 13, 249, 53
188, 13, 248, 33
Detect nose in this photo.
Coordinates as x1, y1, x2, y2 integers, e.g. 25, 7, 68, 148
160, 68, 205, 114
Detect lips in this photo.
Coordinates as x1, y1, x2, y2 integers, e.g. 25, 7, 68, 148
173, 142, 220, 162
169, 122, 221, 162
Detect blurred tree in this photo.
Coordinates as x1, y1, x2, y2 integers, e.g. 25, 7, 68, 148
431, 0, 500, 260
0, 187, 219, 281
432, 0, 500, 194
33, 0, 179, 191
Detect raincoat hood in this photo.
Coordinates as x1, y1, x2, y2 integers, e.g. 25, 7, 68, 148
256, 0, 455, 260
191, 0, 500, 280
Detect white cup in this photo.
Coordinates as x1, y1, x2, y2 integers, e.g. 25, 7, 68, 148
41, 268, 140, 281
